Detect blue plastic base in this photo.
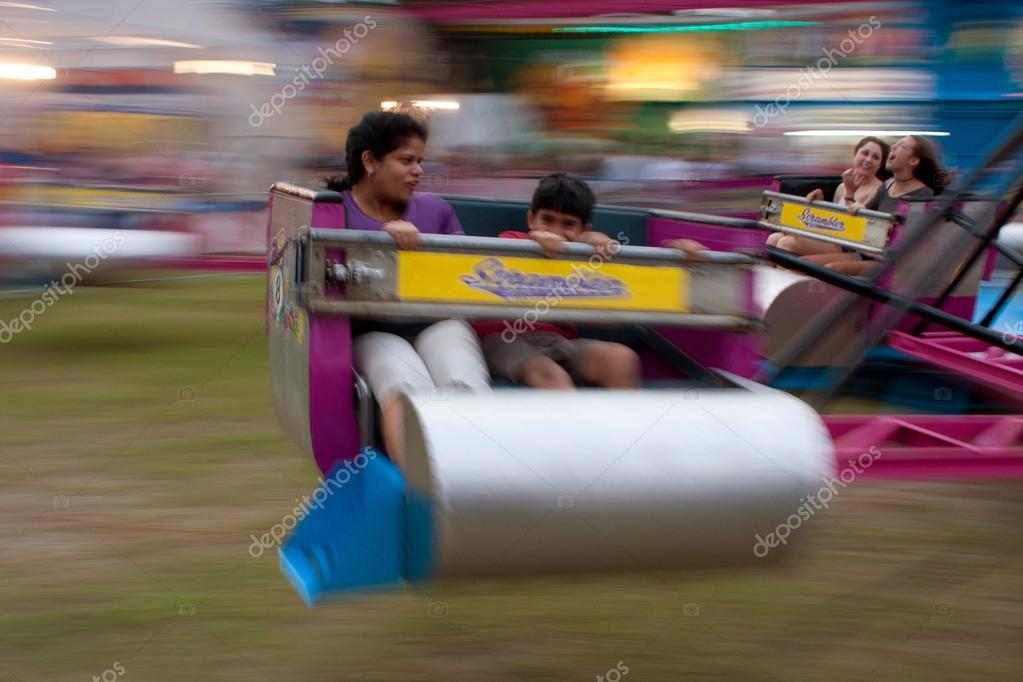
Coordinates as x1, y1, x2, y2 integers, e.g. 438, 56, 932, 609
279, 448, 408, 605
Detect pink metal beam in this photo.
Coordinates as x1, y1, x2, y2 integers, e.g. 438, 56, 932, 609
826, 414, 1023, 480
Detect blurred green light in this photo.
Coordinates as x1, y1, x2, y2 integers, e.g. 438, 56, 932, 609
553, 21, 818, 34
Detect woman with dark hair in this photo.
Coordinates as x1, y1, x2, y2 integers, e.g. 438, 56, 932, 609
330, 110, 490, 467
766, 136, 890, 262
827, 135, 949, 276
864, 135, 947, 213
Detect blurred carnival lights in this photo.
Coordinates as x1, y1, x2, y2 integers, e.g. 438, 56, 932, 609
173, 60, 275, 76
0, 63, 56, 80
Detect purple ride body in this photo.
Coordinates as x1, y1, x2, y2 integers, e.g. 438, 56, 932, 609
305, 192, 463, 473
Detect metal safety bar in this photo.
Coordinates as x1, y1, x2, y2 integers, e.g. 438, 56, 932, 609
292, 227, 759, 330
307, 299, 760, 331
648, 208, 763, 231
305, 227, 756, 266
758, 190, 897, 254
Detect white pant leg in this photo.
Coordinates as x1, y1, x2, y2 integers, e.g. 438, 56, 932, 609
414, 319, 492, 392
352, 332, 435, 403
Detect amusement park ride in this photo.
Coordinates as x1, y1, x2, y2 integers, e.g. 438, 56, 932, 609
265, 114, 1023, 605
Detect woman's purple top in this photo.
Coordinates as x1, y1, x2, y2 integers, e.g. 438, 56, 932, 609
341, 189, 463, 338
341, 190, 463, 235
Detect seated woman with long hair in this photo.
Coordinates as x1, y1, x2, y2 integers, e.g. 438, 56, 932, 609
828, 135, 949, 276
766, 136, 890, 267
327, 110, 491, 467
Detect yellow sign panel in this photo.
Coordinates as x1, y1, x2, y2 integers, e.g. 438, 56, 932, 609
397, 252, 688, 313
779, 202, 867, 243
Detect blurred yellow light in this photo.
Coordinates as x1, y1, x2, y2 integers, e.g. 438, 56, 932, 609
173, 60, 275, 76
410, 100, 460, 110
604, 34, 720, 102
669, 111, 750, 133
96, 36, 202, 49
0, 63, 56, 80
380, 100, 399, 109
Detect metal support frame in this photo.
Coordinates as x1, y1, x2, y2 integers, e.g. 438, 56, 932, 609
763, 247, 1023, 354
909, 163, 1023, 335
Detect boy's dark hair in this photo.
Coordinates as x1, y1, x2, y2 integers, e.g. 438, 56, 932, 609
325, 111, 428, 192
530, 172, 596, 224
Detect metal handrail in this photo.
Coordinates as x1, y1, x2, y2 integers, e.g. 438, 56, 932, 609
760, 190, 894, 222
305, 227, 757, 266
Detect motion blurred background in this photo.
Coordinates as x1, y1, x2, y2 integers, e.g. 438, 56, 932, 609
2, 2, 1023, 680
2, 0, 1022, 276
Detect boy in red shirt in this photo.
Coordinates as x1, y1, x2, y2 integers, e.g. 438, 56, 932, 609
477, 173, 704, 389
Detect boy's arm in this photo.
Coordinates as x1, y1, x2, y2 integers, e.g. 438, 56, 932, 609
661, 238, 708, 261
528, 230, 568, 258
496, 229, 565, 258
574, 230, 620, 259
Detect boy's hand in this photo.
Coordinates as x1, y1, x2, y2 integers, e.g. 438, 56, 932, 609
383, 220, 420, 250
575, 231, 620, 259
661, 238, 708, 261
806, 188, 825, 203
530, 230, 567, 257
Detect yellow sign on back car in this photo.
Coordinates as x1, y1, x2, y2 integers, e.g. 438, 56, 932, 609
397, 252, 689, 313
779, 201, 867, 243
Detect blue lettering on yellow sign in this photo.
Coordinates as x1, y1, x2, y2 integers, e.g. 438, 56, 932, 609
797, 208, 845, 232
459, 258, 628, 299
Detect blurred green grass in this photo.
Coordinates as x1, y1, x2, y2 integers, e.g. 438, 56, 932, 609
1, 273, 1022, 681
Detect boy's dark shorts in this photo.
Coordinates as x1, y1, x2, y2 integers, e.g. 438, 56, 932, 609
481, 332, 591, 382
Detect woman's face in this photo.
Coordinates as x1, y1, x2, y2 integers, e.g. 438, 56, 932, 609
886, 136, 917, 174
853, 141, 884, 178
363, 135, 425, 204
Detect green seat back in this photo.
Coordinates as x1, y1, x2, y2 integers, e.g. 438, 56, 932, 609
444, 195, 649, 247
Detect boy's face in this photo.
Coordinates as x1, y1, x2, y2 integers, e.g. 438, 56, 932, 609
527, 208, 589, 242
